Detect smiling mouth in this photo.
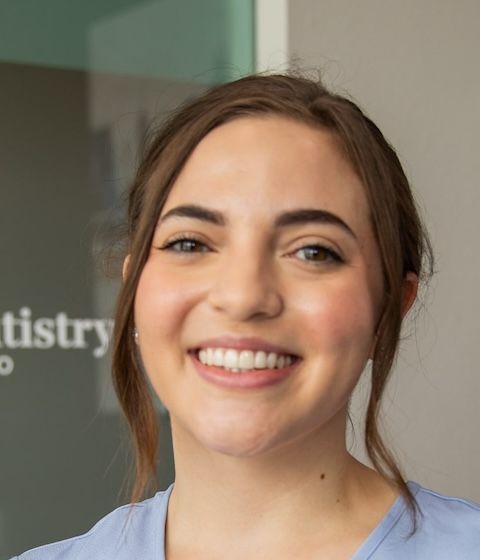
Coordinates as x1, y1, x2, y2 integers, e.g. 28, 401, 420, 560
192, 347, 300, 373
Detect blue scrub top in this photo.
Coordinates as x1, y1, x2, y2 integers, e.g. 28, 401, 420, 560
12, 482, 480, 559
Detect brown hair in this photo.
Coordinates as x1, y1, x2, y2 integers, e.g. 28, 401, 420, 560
111, 73, 434, 516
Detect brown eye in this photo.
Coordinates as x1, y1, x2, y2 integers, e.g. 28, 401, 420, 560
295, 245, 343, 264
161, 236, 210, 253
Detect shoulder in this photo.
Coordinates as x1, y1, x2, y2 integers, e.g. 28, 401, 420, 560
383, 482, 480, 558
414, 483, 480, 538
15, 486, 173, 560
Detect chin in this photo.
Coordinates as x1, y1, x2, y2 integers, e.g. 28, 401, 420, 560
189, 411, 284, 458
201, 434, 277, 458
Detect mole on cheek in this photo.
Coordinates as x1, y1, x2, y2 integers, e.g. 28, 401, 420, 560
320, 473, 326, 480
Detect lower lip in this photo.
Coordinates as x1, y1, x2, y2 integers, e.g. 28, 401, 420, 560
190, 352, 299, 389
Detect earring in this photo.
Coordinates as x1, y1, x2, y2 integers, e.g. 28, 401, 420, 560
133, 327, 139, 344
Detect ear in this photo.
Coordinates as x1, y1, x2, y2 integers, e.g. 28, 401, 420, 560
369, 272, 419, 359
122, 255, 131, 281
401, 271, 418, 318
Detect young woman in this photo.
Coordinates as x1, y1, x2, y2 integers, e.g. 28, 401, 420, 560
14, 74, 480, 559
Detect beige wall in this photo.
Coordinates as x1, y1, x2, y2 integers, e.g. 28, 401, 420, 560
288, 0, 480, 500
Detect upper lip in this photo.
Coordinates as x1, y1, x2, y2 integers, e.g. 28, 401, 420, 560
192, 336, 298, 356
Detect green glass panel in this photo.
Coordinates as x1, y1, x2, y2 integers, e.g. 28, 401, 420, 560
0, 0, 254, 82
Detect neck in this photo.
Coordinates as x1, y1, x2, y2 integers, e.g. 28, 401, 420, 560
165, 412, 396, 558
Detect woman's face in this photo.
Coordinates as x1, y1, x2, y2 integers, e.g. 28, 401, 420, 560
134, 116, 383, 458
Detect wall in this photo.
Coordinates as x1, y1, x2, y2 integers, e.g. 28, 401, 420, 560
288, 0, 480, 501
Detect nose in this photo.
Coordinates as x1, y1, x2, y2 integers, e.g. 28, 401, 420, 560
207, 249, 284, 322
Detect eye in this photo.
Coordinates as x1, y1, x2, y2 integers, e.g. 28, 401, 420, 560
293, 244, 343, 265
159, 235, 211, 253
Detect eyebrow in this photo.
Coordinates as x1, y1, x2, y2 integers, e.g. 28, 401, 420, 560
158, 204, 356, 239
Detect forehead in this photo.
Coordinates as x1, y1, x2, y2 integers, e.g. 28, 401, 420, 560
162, 116, 371, 233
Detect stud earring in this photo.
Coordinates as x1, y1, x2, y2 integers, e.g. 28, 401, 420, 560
133, 327, 139, 344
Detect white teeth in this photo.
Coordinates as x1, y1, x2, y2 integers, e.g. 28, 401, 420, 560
206, 348, 214, 366
224, 349, 239, 369
213, 348, 224, 366
266, 352, 277, 369
196, 347, 296, 371
238, 350, 254, 369
254, 351, 267, 368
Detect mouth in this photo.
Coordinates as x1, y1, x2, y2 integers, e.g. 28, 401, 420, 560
189, 347, 300, 389
191, 347, 300, 373
188, 336, 302, 388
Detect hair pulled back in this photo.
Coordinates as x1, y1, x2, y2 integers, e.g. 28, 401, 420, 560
111, 73, 434, 514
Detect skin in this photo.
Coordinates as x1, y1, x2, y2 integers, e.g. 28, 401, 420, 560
132, 116, 417, 559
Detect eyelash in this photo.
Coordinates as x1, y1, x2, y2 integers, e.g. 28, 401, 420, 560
292, 245, 344, 265
159, 234, 210, 253
158, 235, 344, 265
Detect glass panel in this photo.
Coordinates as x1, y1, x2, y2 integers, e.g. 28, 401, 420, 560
0, 0, 254, 81
0, 2, 254, 558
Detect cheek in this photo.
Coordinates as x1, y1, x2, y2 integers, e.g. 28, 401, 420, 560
284, 278, 379, 429
293, 276, 378, 353
134, 259, 199, 338
133, 260, 204, 403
